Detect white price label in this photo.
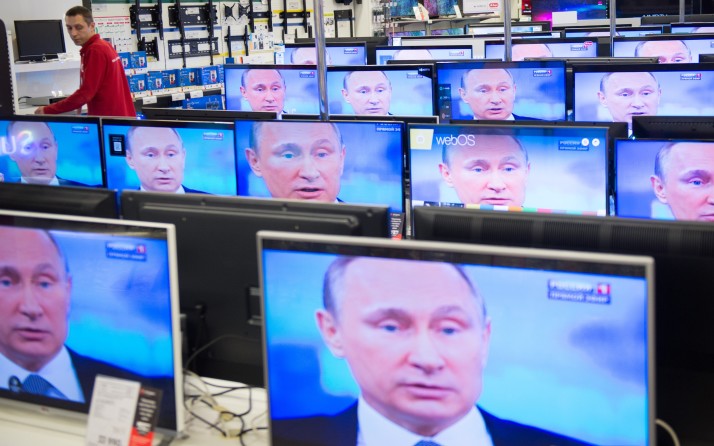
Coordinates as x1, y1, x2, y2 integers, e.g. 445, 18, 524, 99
189, 89, 204, 99
142, 96, 157, 105
172, 92, 186, 102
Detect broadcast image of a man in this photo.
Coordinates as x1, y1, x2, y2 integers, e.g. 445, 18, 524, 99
634, 39, 692, 63
245, 121, 346, 202
0, 227, 146, 403
239, 69, 286, 113
458, 69, 539, 121
650, 141, 714, 221
125, 126, 207, 194
2, 121, 88, 186
341, 71, 392, 115
512, 43, 553, 61
272, 256, 591, 446
391, 48, 434, 61
597, 72, 661, 125
290, 47, 333, 65
438, 131, 530, 206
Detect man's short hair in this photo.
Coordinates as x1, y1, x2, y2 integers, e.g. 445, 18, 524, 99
126, 126, 184, 154
241, 69, 285, 89
460, 68, 514, 90
441, 128, 528, 166
66, 5, 93, 25
653, 141, 677, 181
634, 39, 691, 59
322, 256, 487, 323
342, 70, 391, 91
249, 121, 344, 155
598, 71, 660, 94
6, 121, 56, 148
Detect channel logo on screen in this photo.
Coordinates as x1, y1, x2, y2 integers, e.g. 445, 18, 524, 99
547, 280, 612, 304
680, 73, 702, 81
299, 71, 316, 78
106, 242, 148, 261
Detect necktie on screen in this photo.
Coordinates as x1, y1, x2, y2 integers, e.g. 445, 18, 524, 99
414, 441, 442, 446
22, 374, 67, 399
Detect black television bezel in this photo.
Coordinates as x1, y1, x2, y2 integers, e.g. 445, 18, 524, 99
1, 115, 106, 187
612, 33, 714, 62
283, 42, 368, 65
483, 36, 603, 60
100, 118, 237, 195
465, 20, 553, 34
640, 13, 714, 25
631, 116, 714, 139
0, 183, 118, 218
120, 191, 390, 386
563, 25, 665, 37
13, 19, 66, 62
294, 37, 389, 65
434, 59, 568, 123
374, 44, 474, 64
410, 205, 714, 444
140, 107, 277, 122
701, 54, 714, 63
281, 114, 439, 124
668, 21, 714, 33
326, 64, 437, 118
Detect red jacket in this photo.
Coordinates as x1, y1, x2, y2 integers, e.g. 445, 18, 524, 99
43, 34, 136, 117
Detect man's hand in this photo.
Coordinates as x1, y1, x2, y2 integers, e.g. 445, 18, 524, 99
34, 106, 45, 115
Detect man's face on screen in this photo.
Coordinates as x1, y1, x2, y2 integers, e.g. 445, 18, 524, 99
439, 134, 529, 206
7, 121, 59, 184
342, 71, 393, 115
651, 142, 714, 221
245, 122, 345, 202
317, 258, 490, 437
240, 70, 286, 113
126, 127, 186, 193
598, 72, 661, 124
511, 43, 552, 61
291, 47, 333, 65
0, 228, 70, 372
459, 69, 516, 120
637, 40, 691, 64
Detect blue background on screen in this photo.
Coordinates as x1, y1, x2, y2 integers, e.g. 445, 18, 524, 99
436, 64, 567, 120
326, 68, 435, 116
54, 230, 175, 377
262, 249, 649, 445
376, 47, 473, 65
409, 125, 608, 214
224, 67, 320, 113
0, 119, 103, 187
612, 37, 714, 62
234, 120, 404, 212
573, 70, 714, 122
102, 124, 238, 195
284, 45, 366, 65
485, 41, 598, 60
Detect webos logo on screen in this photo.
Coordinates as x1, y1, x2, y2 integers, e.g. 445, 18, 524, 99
435, 134, 477, 146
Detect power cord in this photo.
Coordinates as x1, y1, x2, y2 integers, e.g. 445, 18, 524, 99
656, 418, 680, 446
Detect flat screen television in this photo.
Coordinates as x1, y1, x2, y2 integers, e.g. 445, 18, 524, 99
614, 138, 714, 221
13, 20, 66, 62
325, 65, 435, 117
0, 183, 118, 218
223, 64, 320, 115
434, 60, 567, 122
281, 114, 439, 124
375, 45, 473, 65
631, 116, 714, 139
465, 21, 552, 34
564, 25, 664, 37
410, 205, 714, 444
0, 209, 183, 436
294, 37, 389, 66
259, 230, 655, 446
572, 63, 714, 130
101, 119, 237, 196
120, 192, 389, 385
407, 123, 610, 216
669, 22, 714, 34
484, 37, 600, 61
283, 42, 367, 65
612, 34, 714, 63
530, 0, 609, 22
391, 0, 459, 18
140, 107, 277, 122
0, 116, 104, 187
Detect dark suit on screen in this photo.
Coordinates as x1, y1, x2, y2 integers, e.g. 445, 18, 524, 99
182, 186, 210, 194
511, 114, 542, 121
57, 177, 95, 188
271, 403, 593, 446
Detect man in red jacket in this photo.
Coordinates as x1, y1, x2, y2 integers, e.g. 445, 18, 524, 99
35, 6, 135, 118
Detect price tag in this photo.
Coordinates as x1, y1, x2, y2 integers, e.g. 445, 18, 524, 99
141, 96, 157, 105
171, 92, 185, 102
85, 376, 140, 446
189, 89, 203, 99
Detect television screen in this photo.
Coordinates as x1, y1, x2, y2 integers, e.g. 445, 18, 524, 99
391, 0, 458, 18
0, 116, 104, 187
223, 64, 320, 115
668, 22, 714, 34
0, 183, 118, 218
259, 231, 655, 446
141, 107, 277, 122
466, 22, 551, 35
564, 25, 664, 37
435, 60, 567, 122
13, 20, 66, 62
326, 65, 435, 116
284, 43, 367, 65
615, 138, 714, 222
572, 63, 714, 130
612, 35, 714, 63
408, 123, 609, 215
101, 119, 237, 196
235, 120, 405, 214
375, 45, 473, 65
631, 115, 714, 139
485, 38, 599, 61
531, 0, 609, 22
0, 210, 183, 434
